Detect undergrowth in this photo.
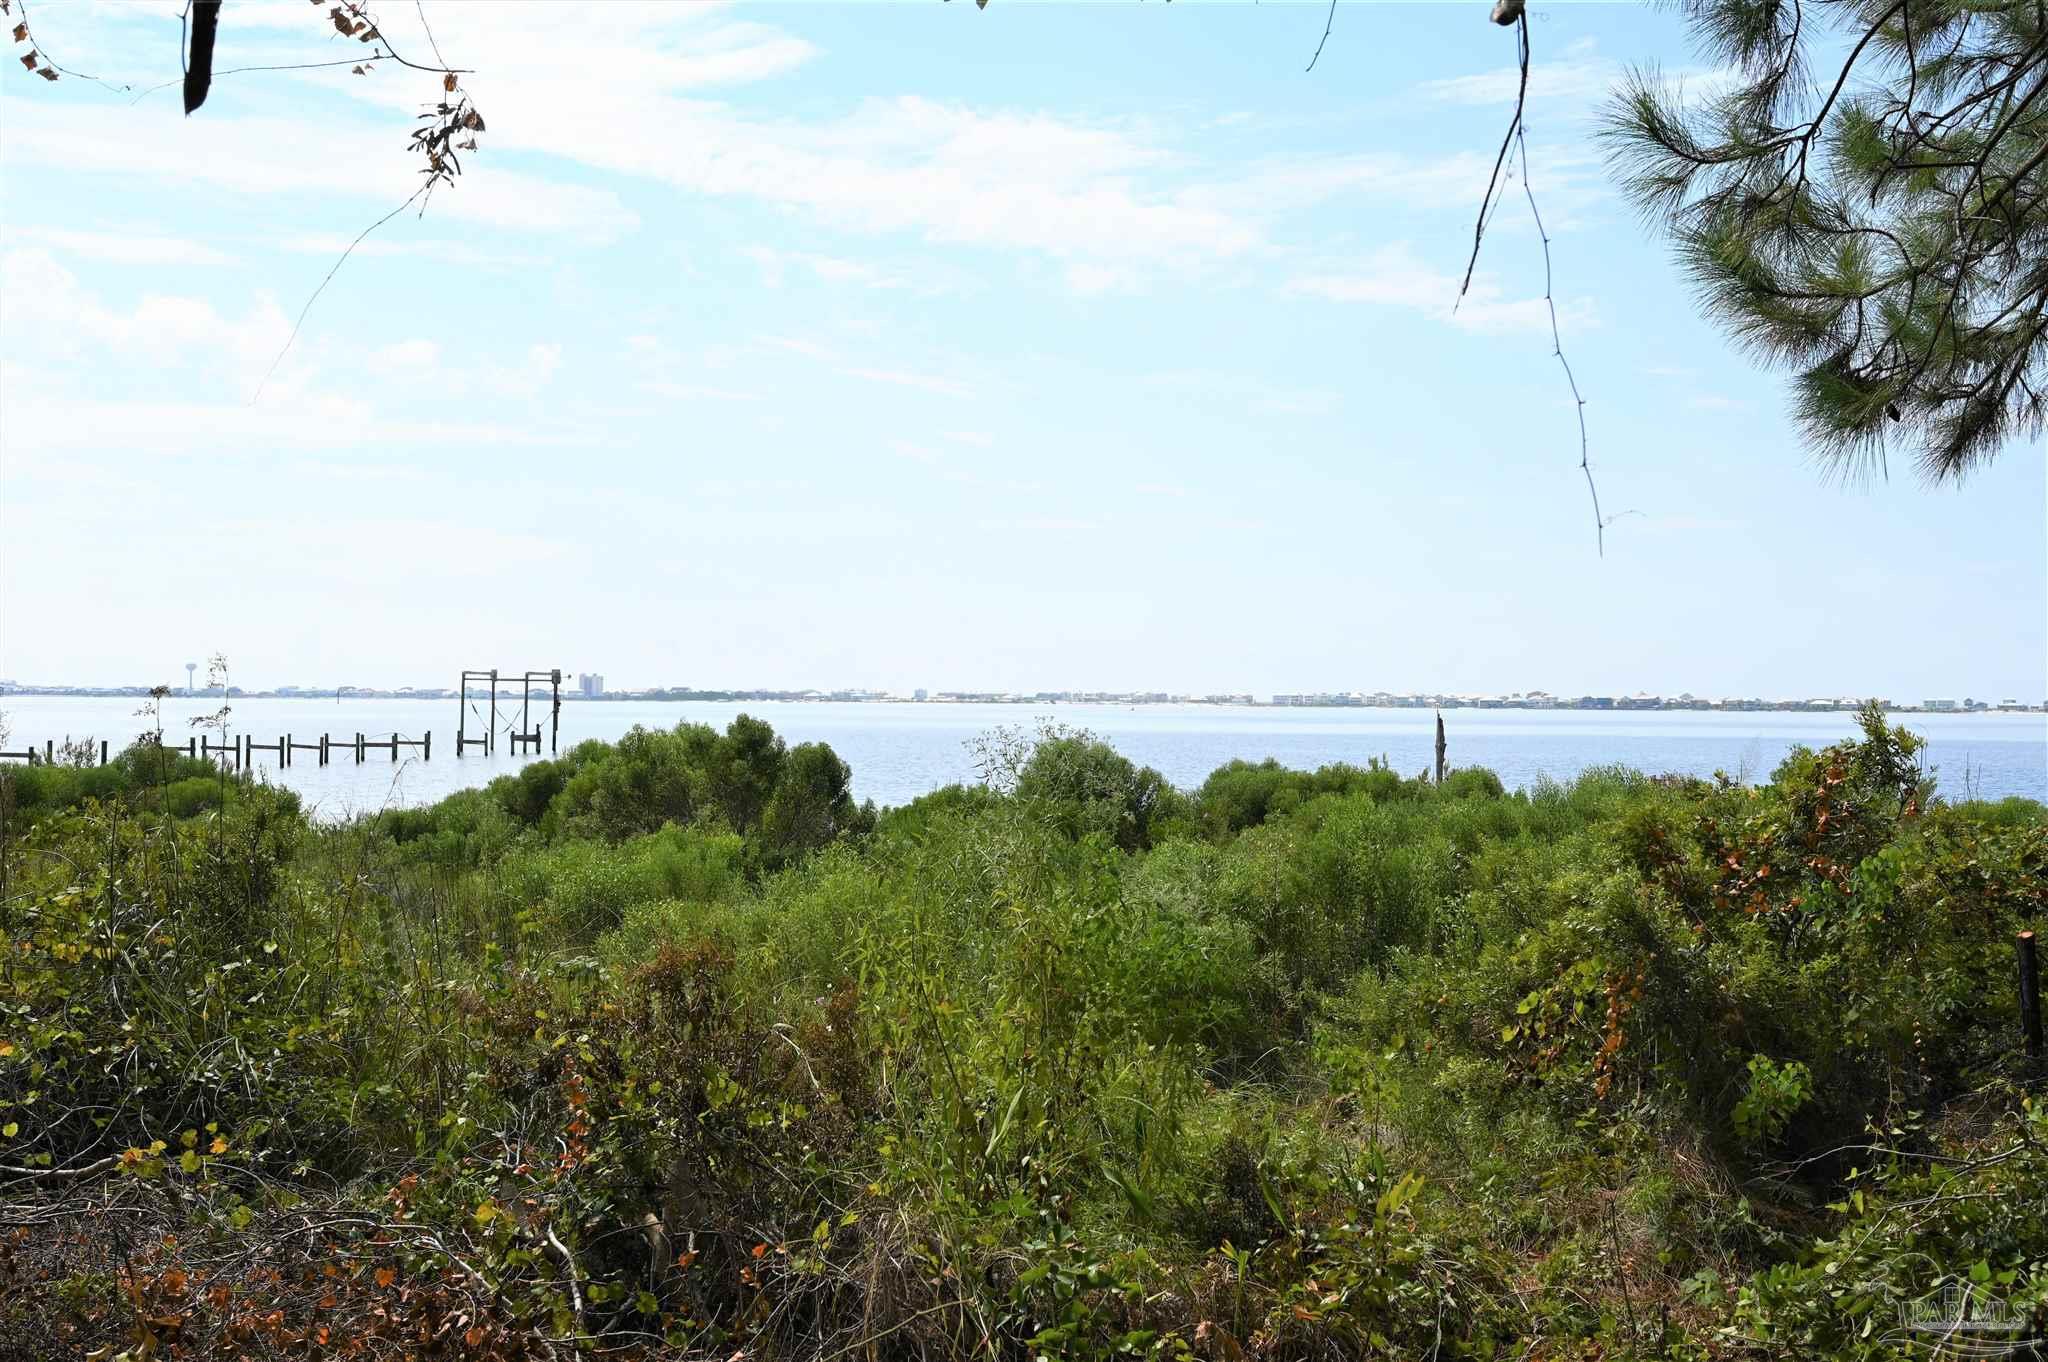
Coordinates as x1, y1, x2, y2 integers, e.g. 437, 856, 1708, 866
0, 708, 2042, 1360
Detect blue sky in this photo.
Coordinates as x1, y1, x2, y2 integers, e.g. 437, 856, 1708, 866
1, 1, 2042, 701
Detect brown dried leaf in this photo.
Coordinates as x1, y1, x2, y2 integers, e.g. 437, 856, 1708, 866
10, 22, 25, 42
34, 65, 52, 80
19, 49, 33, 68
442, 71, 456, 92
330, 9, 352, 35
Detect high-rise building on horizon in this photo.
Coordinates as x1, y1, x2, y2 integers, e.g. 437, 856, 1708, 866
578, 673, 604, 698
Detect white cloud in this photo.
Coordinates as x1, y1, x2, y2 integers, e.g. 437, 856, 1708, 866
0, 102, 638, 240
1420, 42, 1619, 107
1421, 41, 1740, 111
220, 3, 1264, 277
1286, 244, 1595, 336
978, 517, 1102, 533
762, 335, 839, 361
2, 4, 1620, 304
0, 249, 569, 465
844, 366, 971, 398
890, 439, 942, 464
1064, 263, 1138, 295
368, 338, 441, 374
742, 245, 905, 290
643, 380, 759, 402
0, 391, 566, 461
280, 235, 544, 269
2, 247, 291, 380
1, 226, 234, 266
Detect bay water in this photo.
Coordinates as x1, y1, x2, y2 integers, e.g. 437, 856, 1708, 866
4, 695, 2042, 819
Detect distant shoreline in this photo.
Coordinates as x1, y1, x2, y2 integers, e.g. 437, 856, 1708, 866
3, 689, 2042, 716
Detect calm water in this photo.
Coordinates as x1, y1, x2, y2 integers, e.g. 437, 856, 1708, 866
4, 696, 2043, 819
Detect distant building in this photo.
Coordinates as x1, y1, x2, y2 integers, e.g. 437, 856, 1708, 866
1924, 698, 1959, 711
913, 688, 928, 702
578, 673, 605, 698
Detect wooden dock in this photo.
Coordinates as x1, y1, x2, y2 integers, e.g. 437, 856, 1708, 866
3, 730, 436, 768
3, 669, 564, 771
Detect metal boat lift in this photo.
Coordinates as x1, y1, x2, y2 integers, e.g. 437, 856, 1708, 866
456, 668, 562, 755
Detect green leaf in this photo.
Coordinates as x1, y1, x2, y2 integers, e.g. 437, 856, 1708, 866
986, 1085, 1025, 1161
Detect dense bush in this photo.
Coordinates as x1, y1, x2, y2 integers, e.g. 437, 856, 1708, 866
5, 735, 277, 818
1, 706, 2042, 1360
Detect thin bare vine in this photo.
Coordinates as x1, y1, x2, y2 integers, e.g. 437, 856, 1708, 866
1306, 0, 1337, 73
5, 0, 134, 91
1457, 7, 1622, 557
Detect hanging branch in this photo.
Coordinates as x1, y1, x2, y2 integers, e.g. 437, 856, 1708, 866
6, 0, 135, 90
1457, 5, 1529, 302
251, 181, 435, 403
1516, 114, 1621, 557
1457, 4, 1622, 558
1305, 0, 1337, 73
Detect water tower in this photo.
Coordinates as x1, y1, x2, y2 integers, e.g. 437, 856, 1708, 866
185, 662, 197, 696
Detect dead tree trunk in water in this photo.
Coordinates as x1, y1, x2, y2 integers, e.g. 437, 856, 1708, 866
1434, 710, 1447, 785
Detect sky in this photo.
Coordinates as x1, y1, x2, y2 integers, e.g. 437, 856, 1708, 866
0, 0, 2042, 702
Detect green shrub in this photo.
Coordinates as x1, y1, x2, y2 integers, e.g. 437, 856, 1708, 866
3, 708, 2042, 1362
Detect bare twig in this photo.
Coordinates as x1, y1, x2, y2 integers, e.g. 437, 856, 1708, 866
1305, 0, 1336, 73
11, 0, 135, 91
130, 52, 464, 106
0, 1155, 118, 1181
545, 1224, 588, 1335
415, 0, 451, 73
1516, 112, 1618, 555
1457, 16, 1530, 304
251, 180, 433, 403
1461, 14, 1622, 557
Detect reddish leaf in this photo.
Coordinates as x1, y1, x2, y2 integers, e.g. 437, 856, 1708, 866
442, 71, 456, 92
